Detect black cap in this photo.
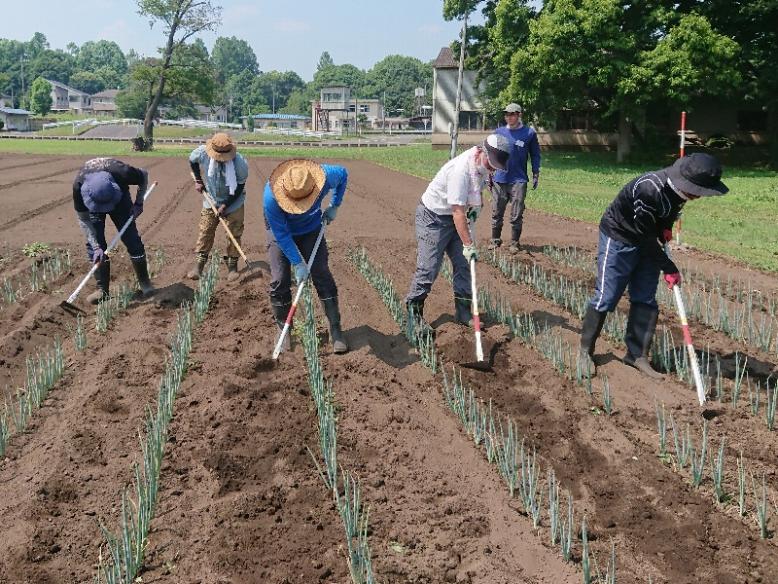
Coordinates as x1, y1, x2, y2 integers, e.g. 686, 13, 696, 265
667, 153, 728, 197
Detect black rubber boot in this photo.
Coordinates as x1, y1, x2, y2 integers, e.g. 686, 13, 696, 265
131, 257, 154, 297
187, 253, 208, 280
271, 302, 292, 352
454, 295, 473, 326
87, 260, 110, 305
623, 303, 663, 379
321, 297, 348, 354
488, 227, 502, 250
406, 299, 431, 336
226, 256, 240, 281
509, 226, 522, 252
579, 305, 607, 375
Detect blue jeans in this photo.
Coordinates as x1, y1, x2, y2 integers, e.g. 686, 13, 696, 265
406, 203, 471, 303
85, 193, 145, 261
589, 230, 659, 312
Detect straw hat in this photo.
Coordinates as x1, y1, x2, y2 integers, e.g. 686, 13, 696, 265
205, 132, 237, 162
269, 159, 326, 214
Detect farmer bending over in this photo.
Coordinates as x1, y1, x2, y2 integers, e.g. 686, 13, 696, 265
187, 132, 249, 281
580, 153, 728, 378
72, 158, 153, 304
263, 159, 349, 354
405, 133, 510, 328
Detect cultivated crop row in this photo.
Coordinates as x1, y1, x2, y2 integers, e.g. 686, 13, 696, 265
93, 256, 220, 583
295, 283, 375, 583
349, 246, 618, 582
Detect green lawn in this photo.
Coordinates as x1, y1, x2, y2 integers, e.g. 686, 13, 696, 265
1, 139, 775, 272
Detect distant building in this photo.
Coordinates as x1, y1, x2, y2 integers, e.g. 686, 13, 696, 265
44, 79, 92, 113
194, 104, 228, 123
431, 47, 485, 136
311, 86, 383, 132
91, 89, 119, 116
0, 107, 32, 131
245, 113, 311, 130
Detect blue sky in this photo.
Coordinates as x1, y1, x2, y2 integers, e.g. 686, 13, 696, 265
2, 0, 483, 80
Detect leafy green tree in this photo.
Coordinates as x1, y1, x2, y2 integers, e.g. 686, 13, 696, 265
70, 71, 106, 94
253, 70, 305, 112
443, 0, 480, 20
224, 69, 269, 120
115, 86, 148, 118
211, 36, 258, 83
279, 89, 310, 115
135, 0, 222, 146
364, 55, 432, 116
28, 49, 75, 84
317, 51, 334, 71
76, 41, 127, 78
28, 77, 52, 115
312, 63, 367, 95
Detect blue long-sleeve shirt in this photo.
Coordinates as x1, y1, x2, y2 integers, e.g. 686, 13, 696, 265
493, 124, 541, 184
263, 164, 348, 265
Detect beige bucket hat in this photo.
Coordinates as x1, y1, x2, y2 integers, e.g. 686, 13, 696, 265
269, 159, 327, 214
205, 132, 237, 162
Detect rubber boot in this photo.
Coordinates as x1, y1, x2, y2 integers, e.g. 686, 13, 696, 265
226, 256, 241, 282
579, 305, 607, 375
271, 302, 292, 352
406, 299, 431, 336
131, 257, 155, 297
487, 227, 502, 250
454, 295, 473, 326
186, 253, 208, 280
322, 297, 348, 354
509, 226, 521, 252
87, 260, 110, 305
623, 303, 663, 379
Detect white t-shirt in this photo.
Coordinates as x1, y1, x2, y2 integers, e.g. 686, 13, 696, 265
421, 146, 488, 216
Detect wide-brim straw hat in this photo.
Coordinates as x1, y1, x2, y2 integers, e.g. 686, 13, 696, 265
205, 132, 237, 162
269, 159, 326, 214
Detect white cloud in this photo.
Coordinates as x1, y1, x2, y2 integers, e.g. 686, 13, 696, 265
223, 3, 262, 27
274, 19, 312, 33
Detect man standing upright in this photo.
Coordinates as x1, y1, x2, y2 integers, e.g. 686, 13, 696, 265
187, 132, 249, 281
488, 103, 541, 252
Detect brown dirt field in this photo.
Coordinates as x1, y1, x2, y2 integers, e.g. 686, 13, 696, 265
0, 153, 777, 583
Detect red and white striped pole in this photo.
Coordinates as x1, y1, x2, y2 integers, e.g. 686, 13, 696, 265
672, 284, 707, 405
676, 111, 686, 245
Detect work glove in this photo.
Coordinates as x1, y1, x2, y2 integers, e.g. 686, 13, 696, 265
131, 201, 144, 218
92, 247, 106, 265
532, 174, 539, 190
194, 181, 205, 194
466, 207, 481, 223
322, 205, 338, 225
462, 244, 478, 263
664, 272, 682, 289
662, 228, 673, 243
293, 262, 310, 284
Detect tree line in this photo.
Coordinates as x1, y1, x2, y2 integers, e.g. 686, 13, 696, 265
0, 34, 431, 126
445, 0, 777, 161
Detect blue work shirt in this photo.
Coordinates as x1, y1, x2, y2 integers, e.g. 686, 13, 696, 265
493, 124, 541, 185
189, 145, 249, 214
263, 164, 348, 265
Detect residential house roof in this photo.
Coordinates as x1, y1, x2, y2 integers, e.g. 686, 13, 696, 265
0, 107, 32, 115
92, 89, 120, 99
433, 47, 458, 68
43, 78, 89, 96
249, 113, 310, 120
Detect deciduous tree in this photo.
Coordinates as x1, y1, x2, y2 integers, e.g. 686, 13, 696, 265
28, 77, 52, 116
211, 36, 258, 84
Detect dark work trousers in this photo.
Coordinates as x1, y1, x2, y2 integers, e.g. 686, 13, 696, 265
589, 230, 660, 313
84, 193, 145, 262
490, 181, 528, 242
267, 227, 338, 306
406, 203, 471, 303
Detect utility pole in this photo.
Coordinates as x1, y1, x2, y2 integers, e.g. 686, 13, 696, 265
449, 13, 468, 159
382, 90, 386, 133
20, 54, 26, 100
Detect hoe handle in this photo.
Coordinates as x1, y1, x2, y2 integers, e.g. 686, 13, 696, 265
272, 225, 327, 359
201, 189, 251, 265
66, 182, 158, 304
466, 221, 484, 362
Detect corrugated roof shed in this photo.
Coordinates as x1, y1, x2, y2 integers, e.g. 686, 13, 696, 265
0, 107, 32, 115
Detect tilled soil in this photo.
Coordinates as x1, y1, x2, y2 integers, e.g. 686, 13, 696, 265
0, 153, 776, 583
